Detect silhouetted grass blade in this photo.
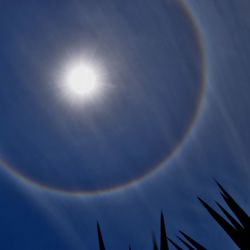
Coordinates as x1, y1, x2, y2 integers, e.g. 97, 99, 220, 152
97, 222, 106, 250
177, 236, 195, 250
179, 231, 206, 250
198, 197, 241, 248
168, 238, 183, 250
160, 213, 169, 250
215, 181, 250, 229
152, 233, 159, 250
215, 201, 243, 231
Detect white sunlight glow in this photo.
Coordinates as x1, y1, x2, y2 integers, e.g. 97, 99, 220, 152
56, 55, 109, 108
66, 63, 99, 98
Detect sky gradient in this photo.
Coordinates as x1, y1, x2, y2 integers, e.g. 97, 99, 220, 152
0, 0, 250, 249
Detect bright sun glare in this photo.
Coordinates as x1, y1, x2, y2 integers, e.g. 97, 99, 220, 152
66, 63, 99, 98
58, 57, 107, 107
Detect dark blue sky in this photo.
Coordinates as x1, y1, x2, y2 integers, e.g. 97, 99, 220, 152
0, 0, 249, 249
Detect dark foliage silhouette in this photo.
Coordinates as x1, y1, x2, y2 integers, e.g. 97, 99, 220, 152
97, 222, 106, 250
152, 234, 159, 250
168, 238, 183, 250
160, 212, 169, 250
178, 231, 206, 250
197, 181, 250, 249
96, 182, 249, 249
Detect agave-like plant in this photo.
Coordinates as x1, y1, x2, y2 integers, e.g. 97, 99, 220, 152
197, 181, 250, 249
96, 182, 249, 249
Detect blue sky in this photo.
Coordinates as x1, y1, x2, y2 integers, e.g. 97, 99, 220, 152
0, 0, 249, 249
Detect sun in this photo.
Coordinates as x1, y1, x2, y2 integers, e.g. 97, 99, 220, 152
57, 57, 107, 107
66, 63, 99, 98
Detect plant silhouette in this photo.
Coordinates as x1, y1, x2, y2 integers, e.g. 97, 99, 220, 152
197, 181, 250, 249
96, 182, 249, 249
